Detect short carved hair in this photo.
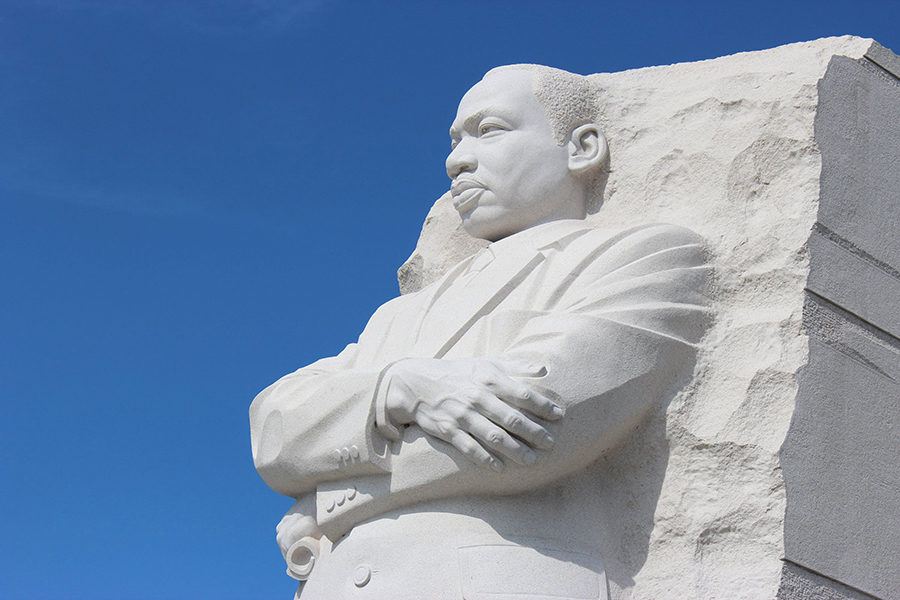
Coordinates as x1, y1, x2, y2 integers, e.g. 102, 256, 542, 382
485, 64, 609, 213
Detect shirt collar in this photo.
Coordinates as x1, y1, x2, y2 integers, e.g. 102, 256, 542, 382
487, 218, 594, 254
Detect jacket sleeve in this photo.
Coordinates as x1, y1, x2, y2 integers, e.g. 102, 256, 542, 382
249, 302, 403, 498
315, 224, 713, 537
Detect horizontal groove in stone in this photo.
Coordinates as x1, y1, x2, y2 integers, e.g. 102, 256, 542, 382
781, 558, 883, 600
864, 41, 900, 82
813, 222, 900, 281
803, 289, 900, 349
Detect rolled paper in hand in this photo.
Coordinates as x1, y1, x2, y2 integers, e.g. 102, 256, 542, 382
285, 536, 320, 581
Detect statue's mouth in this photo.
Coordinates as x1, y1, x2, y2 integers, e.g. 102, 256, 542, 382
451, 177, 485, 196
451, 177, 486, 213
453, 187, 484, 213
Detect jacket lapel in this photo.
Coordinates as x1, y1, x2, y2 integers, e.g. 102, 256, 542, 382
429, 249, 546, 358
411, 219, 594, 359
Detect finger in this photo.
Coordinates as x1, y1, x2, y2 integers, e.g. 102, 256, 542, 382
277, 531, 292, 557
472, 391, 556, 451
276, 519, 292, 545
450, 430, 504, 472
484, 374, 563, 421
465, 412, 537, 466
418, 412, 503, 472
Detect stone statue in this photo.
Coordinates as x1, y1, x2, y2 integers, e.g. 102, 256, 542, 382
250, 64, 712, 599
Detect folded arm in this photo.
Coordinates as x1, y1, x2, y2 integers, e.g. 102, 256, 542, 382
313, 224, 713, 536
249, 322, 398, 498
252, 224, 713, 538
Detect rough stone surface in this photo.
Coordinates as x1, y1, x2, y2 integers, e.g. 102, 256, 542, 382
397, 37, 898, 600
397, 192, 487, 295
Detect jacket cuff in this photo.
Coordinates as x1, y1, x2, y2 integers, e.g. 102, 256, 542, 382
374, 360, 404, 442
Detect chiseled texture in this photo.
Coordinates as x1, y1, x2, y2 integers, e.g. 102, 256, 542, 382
397, 191, 487, 295
397, 37, 887, 600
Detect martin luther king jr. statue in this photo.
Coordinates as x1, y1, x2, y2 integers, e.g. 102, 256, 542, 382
250, 65, 712, 599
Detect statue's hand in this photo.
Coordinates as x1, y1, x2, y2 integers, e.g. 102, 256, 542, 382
276, 498, 322, 564
382, 357, 562, 470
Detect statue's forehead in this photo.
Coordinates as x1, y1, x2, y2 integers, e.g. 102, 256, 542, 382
460, 70, 534, 106
452, 70, 541, 129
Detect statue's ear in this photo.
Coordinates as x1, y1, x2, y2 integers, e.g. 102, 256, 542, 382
567, 124, 608, 175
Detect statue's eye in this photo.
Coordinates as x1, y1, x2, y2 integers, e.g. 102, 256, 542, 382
478, 122, 506, 136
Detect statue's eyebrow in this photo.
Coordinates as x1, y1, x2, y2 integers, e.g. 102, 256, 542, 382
449, 108, 505, 139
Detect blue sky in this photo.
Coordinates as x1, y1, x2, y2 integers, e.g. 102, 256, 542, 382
1, 1, 898, 598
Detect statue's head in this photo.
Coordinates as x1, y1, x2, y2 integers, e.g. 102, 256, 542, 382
447, 65, 609, 242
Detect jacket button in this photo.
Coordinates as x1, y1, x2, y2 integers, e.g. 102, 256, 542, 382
353, 564, 371, 587
324, 498, 335, 513
332, 449, 342, 462
347, 486, 357, 500
340, 447, 351, 461
349, 445, 360, 459
336, 492, 346, 506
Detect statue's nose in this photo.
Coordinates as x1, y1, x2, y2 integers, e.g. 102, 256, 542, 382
446, 143, 477, 179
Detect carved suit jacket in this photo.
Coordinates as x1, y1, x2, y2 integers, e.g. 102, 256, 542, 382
250, 219, 712, 541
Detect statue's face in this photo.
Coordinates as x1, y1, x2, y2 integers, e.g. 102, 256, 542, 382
447, 70, 575, 241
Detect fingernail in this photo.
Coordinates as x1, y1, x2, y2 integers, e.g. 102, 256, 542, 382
551, 404, 564, 418
523, 449, 537, 464
490, 458, 504, 472
542, 433, 555, 449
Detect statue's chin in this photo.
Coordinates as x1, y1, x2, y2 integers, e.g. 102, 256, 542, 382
459, 207, 514, 243
461, 218, 506, 243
